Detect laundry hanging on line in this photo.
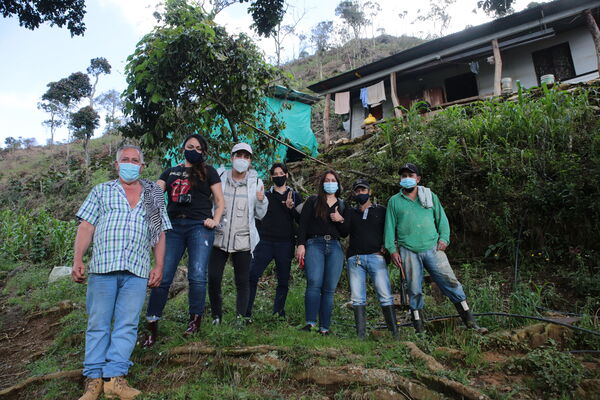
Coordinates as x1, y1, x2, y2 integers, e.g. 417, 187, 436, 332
334, 91, 350, 115
360, 88, 369, 108
367, 81, 386, 106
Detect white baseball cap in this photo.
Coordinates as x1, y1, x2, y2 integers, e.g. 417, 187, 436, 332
231, 142, 253, 155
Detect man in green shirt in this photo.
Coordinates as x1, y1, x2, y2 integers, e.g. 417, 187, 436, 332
384, 163, 486, 334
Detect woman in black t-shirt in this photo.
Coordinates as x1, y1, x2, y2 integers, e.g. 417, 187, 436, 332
142, 134, 224, 347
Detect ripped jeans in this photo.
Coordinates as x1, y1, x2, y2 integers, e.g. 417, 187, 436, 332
400, 246, 466, 311
147, 219, 215, 320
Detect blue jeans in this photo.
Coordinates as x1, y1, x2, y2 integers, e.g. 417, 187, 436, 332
347, 254, 394, 307
400, 246, 466, 311
147, 219, 215, 320
247, 240, 294, 317
83, 271, 147, 378
304, 238, 344, 331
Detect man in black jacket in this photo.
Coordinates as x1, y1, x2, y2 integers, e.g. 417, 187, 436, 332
337, 179, 398, 339
246, 163, 302, 318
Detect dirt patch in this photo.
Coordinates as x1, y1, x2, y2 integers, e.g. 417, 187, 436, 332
481, 351, 509, 363
0, 299, 70, 390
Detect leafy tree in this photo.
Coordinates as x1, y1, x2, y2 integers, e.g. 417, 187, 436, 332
4, 136, 21, 150
42, 72, 91, 108
70, 105, 99, 167
123, 0, 282, 165
0, 0, 86, 36
477, 0, 515, 16
335, 1, 367, 40
310, 20, 334, 80
37, 100, 64, 145
415, 0, 456, 38
86, 57, 111, 108
41, 72, 91, 154
243, 0, 285, 37
96, 89, 123, 134
22, 137, 37, 148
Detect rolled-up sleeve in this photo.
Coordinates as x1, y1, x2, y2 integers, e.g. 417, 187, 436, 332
76, 186, 100, 226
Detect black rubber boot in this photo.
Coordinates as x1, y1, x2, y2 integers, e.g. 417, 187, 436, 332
381, 305, 399, 339
454, 301, 488, 334
410, 309, 425, 334
353, 305, 367, 339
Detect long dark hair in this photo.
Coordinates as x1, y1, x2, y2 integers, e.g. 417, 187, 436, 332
183, 134, 207, 186
314, 169, 342, 221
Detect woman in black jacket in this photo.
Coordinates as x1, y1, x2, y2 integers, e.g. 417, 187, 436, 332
296, 170, 346, 335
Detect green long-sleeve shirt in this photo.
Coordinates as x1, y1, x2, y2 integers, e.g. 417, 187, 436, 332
384, 190, 450, 254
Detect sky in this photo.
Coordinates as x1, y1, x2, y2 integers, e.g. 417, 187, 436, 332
0, 0, 539, 148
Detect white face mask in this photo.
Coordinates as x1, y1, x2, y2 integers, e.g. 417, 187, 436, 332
232, 158, 250, 173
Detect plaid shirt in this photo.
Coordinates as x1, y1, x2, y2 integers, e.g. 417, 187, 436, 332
76, 180, 172, 278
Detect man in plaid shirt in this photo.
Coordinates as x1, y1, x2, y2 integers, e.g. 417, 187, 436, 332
72, 145, 171, 400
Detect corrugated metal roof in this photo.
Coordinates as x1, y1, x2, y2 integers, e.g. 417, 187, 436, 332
307, 0, 600, 94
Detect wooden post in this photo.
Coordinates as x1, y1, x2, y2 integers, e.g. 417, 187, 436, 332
584, 9, 600, 72
492, 39, 502, 96
390, 72, 403, 118
323, 93, 331, 147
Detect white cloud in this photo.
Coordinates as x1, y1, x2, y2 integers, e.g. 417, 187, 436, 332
98, 0, 162, 35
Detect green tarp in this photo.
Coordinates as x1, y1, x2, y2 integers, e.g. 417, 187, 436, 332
165, 95, 318, 177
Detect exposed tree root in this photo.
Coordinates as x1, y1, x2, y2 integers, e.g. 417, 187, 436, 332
0, 369, 82, 398
414, 372, 490, 400
403, 341, 445, 372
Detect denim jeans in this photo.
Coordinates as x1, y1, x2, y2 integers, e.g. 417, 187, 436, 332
246, 240, 294, 317
304, 238, 344, 331
347, 254, 394, 307
83, 271, 147, 378
400, 246, 466, 311
147, 219, 215, 320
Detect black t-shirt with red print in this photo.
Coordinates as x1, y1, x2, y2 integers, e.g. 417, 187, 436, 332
159, 164, 221, 220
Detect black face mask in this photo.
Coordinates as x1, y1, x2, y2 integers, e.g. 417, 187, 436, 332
272, 175, 287, 187
354, 193, 370, 205
184, 149, 205, 164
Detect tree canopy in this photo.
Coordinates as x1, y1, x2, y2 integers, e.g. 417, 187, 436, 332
0, 0, 86, 36
123, 0, 283, 164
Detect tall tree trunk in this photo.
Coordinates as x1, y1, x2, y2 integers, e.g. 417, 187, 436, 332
492, 39, 502, 96
84, 139, 90, 169
226, 114, 239, 142
323, 94, 331, 148
584, 9, 600, 72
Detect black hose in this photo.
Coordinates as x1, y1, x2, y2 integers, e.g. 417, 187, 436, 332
376, 312, 600, 337
568, 350, 600, 354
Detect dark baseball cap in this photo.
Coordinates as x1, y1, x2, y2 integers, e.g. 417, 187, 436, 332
399, 163, 420, 175
352, 178, 370, 190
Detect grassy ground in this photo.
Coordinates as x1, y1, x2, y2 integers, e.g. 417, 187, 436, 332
1, 257, 598, 399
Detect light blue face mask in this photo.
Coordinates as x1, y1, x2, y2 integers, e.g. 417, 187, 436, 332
119, 163, 141, 183
400, 177, 417, 189
323, 182, 338, 194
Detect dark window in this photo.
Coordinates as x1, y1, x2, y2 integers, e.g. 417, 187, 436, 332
444, 73, 479, 102
369, 104, 383, 120
532, 42, 575, 84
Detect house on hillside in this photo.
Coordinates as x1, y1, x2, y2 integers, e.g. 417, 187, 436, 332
307, 0, 600, 139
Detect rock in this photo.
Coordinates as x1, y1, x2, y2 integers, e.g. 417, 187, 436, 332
494, 323, 572, 349
169, 266, 188, 298
48, 266, 72, 283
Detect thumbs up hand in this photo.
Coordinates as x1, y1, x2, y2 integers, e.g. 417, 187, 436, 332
256, 183, 265, 202
330, 205, 344, 223
285, 190, 294, 209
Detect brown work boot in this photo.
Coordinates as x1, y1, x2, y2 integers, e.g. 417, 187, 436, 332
78, 377, 103, 400
103, 376, 141, 399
